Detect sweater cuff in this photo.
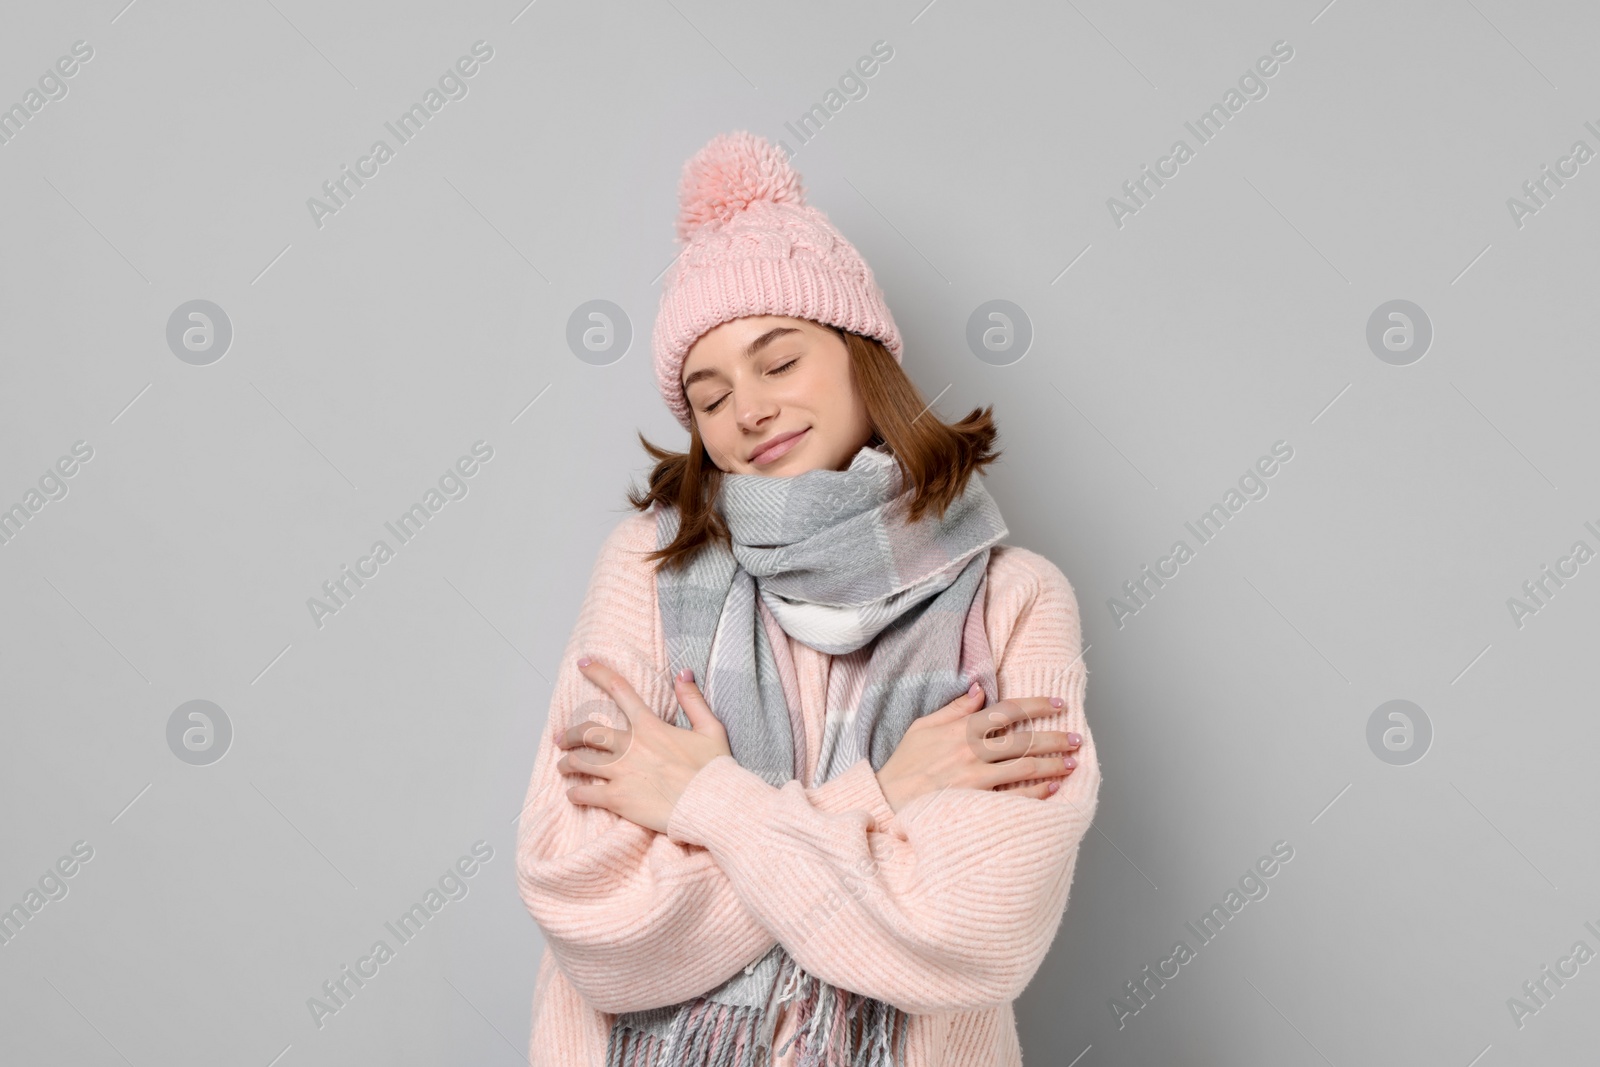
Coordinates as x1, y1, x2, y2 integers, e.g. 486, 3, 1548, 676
816, 758, 899, 832
666, 755, 899, 850
667, 755, 773, 849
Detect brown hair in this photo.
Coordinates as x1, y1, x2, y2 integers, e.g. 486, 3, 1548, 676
626, 325, 1002, 574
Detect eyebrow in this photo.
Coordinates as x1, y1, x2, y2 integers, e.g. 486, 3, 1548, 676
682, 327, 802, 391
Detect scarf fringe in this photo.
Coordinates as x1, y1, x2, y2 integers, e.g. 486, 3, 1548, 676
605, 956, 910, 1067
775, 961, 909, 1067
607, 999, 764, 1067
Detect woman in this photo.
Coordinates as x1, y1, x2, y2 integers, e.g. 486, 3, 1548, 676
516, 131, 1099, 1066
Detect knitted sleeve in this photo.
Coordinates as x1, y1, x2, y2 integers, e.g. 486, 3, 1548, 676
664, 546, 1100, 1016
514, 511, 908, 1015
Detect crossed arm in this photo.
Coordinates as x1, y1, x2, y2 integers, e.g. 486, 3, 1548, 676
515, 514, 1099, 1017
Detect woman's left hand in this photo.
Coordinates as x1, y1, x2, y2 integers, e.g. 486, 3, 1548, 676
557, 657, 732, 834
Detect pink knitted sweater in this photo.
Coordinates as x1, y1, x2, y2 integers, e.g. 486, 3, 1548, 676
516, 509, 1099, 1065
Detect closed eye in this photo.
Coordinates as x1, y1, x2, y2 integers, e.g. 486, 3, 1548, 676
702, 358, 800, 414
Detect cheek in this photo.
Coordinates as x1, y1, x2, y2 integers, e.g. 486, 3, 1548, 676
815, 367, 863, 422
699, 423, 739, 468
793, 362, 844, 407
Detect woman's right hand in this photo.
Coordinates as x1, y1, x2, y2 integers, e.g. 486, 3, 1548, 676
874, 683, 1082, 815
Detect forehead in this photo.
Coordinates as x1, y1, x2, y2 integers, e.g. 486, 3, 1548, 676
682, 318, 810, 376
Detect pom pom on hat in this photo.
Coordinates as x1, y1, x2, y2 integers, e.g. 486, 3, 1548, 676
675, 130, 806, 243
651, 130, 903, 432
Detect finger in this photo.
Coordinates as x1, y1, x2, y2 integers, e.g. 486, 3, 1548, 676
976, 730, 1053, 761
565, 782, 610, 809
576, 657, 652, 720
985, 730, 1080, 759
558, 717, 627, 752
1039, 731, 1082, 753
995, 780, 1058, 801
996, 695, 1069, 724
672, 670, 726, 736
980, 755, 1074, 790
923, 682, 988, 726
557, 749, 618, 780
970, 696, 1065, 735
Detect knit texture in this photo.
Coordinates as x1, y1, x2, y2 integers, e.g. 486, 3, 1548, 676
652, 131, 903, 431
516, 510, 1099, 1065
608, 446, 1006, 1063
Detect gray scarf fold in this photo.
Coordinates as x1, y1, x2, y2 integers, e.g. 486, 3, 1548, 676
607, 444, 1009, 1066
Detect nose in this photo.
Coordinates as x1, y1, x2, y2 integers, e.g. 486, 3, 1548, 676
734, 386, 778, 433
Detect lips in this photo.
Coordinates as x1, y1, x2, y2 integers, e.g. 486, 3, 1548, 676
749, 427, 809, 465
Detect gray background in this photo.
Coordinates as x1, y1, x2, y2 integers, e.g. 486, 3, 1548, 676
2, 0, 1596, 1064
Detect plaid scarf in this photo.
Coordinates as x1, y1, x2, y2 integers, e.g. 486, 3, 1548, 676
607, 444, 1009, 1066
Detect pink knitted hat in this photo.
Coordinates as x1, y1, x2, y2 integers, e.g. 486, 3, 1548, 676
652, 130, 903, 431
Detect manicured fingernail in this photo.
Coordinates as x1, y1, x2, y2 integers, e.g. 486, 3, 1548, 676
1050, 696, 1064, 708
678, 667, 694, 682
1048, 781, 1060, 794
577, 656, 591, 667
1068, 732, 1082, 746
1064, 757, 1077, 770
968, 682, 981, 698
